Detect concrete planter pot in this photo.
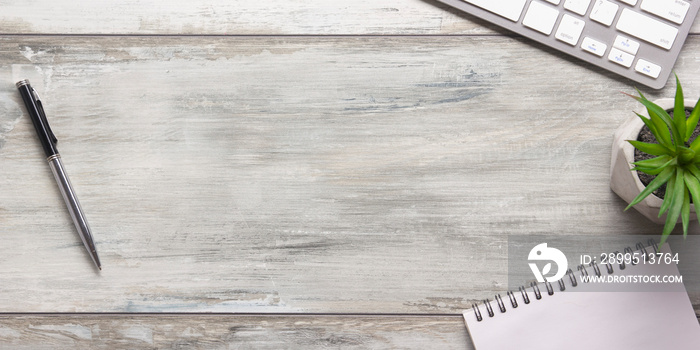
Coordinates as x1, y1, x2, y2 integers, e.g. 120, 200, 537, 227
610, 98, 697, 224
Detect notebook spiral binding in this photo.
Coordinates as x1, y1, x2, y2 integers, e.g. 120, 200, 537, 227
471, 239, 659, 322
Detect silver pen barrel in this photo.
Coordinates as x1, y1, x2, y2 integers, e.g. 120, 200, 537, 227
47, 154, 101, 270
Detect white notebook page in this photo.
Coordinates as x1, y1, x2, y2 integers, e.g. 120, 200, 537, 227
464, 244, 700, 350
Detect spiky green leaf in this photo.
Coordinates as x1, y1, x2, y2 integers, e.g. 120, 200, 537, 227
638, 110, 674, 151
661, 168, 685, 241
690, 135, 700, 153
679, 146, 696, 164
659, 174, 675, 216
628, 140, 670, 156
659, 228, 670, 247
674, 75, 687, 142
683, 171, 700, 224
686, 97, 700, 141
682, 187, 690, 238
687, 164, 700, 179
632, 156, 675, 177
632, 166, 669, 176
625, 167, 674, 210
636, 111, 659, 135
634, 90, 671, 124
632, 155, 672, 168
636, 92, 681, 146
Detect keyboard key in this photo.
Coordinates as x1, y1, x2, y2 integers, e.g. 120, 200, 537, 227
545, 0, 562, 4
619, 0, 638, 5
556, 14, 586, 45
613, 35, 640, 54
564, 0, 592, 16
616, 8, 678, 50
641, 0, 690, 25
635, 58, 662, 78
608, 47, 635, 67
581, 37, 607, 56
523, 1, 560, 35
590, 0, 619, 26
462, 0, 527, 22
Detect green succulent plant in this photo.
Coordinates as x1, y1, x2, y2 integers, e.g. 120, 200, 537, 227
625, 76, 700, 244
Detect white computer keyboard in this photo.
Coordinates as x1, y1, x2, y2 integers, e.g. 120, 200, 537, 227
433, 0, 700, 89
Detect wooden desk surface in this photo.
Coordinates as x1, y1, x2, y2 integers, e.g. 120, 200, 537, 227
1, 1, 699, 348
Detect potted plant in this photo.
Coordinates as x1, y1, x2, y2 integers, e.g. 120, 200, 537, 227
611, 76, 700, 244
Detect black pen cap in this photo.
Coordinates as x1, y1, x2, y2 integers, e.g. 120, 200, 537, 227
17, 79, 59, 158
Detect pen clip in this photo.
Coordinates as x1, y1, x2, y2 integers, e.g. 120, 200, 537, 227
31, 87, 58, 145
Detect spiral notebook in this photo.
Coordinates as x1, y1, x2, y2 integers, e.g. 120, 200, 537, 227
464, 242, 700, 350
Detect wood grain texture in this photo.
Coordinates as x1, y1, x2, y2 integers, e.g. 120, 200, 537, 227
0, 315, 470, 349
3, 1, 700, 347
0, 0, 489, 35
0, 0, 698, 35
2, 36, 700, 315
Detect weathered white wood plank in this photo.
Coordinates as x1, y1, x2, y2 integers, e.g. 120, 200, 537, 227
0, 315, 471, 349
1, 0, 698, 35
0, 0, 487, 35
1, 36, 700, 314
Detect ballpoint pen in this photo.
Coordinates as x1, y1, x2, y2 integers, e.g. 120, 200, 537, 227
16, 79, 102, 270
